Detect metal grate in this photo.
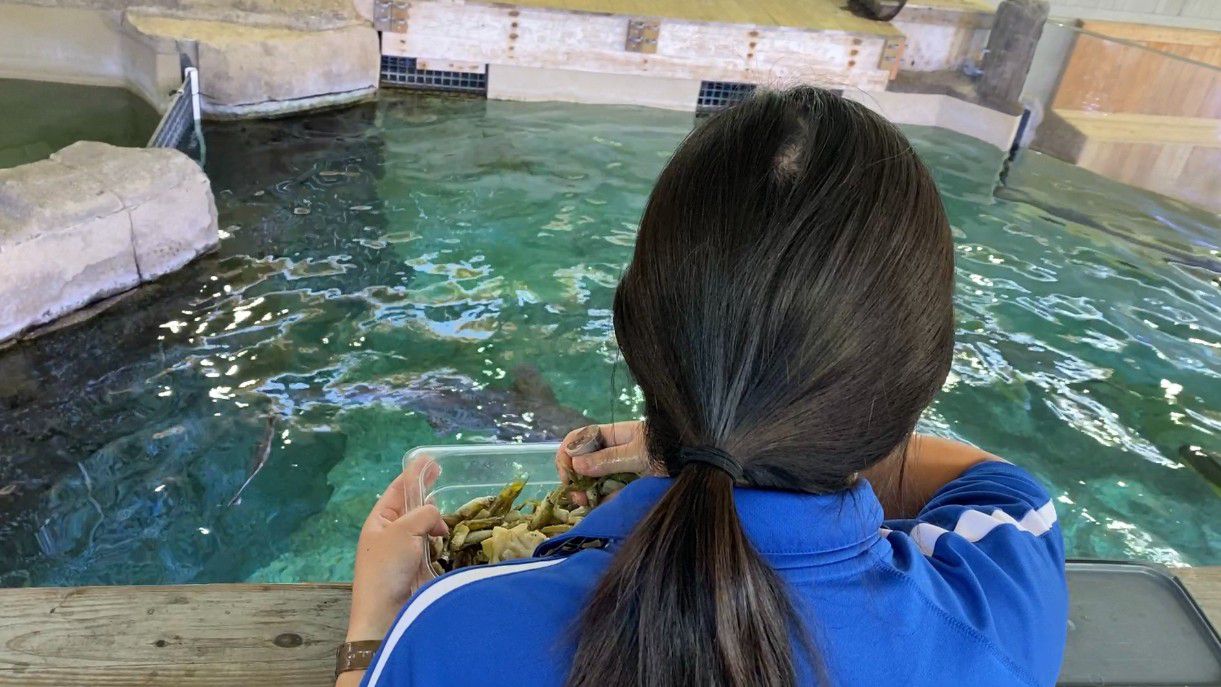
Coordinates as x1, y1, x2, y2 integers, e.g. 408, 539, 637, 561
696, 81, 757, 114
148, 67, 204, 162
380, 56, 487, 94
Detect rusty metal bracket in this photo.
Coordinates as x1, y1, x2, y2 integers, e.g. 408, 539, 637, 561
373, 0, 409, 33
625, 18, 659, 54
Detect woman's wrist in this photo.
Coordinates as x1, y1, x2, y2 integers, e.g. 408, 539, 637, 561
346, 596, 400, 642
345, 624, 390, 643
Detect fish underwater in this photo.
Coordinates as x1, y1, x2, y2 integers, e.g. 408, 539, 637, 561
1179, 444, 1221, 494
311, 363, 594, 442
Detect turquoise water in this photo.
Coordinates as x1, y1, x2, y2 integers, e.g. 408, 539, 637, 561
0, 93, 1215, 586
0, 78, 160, 168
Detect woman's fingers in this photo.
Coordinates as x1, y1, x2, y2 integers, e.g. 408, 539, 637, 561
371, 457, 441, 523
598, 421, 642, 447
391, 504, 449, 537
556, 420, 648, 480
555, 428, 583, 483
404, 454, 442, 488
572, 442, 651, 477
371, 472, 410, 521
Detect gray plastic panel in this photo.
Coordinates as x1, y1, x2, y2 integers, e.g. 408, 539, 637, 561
1062, 561, 1221, 686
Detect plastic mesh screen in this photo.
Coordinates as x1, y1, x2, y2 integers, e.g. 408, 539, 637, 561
147, 71, 203, 161
696, 81, 757, 114
381, 56, 488, 94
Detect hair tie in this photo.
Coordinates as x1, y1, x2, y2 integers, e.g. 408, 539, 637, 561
678, 446, 743, 481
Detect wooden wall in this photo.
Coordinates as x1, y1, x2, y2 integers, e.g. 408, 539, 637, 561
1037, 21, 1221, 212
1053, 21, 1220, 117
382, 0, 896, 97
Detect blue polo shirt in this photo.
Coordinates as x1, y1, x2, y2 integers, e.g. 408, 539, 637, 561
363, 461, 1067, 686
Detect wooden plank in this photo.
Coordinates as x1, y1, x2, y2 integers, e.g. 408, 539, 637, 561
415, 57, 486, 73
0, 584, 350, 686
1177, 567, 1221, 627
1082, 20, 1221, 51
1056, 109, 1221, 146
383, 2, 893, 90
908, 0, 992, 11
1052, 29, 1221, 119
1074, 138, 1221, 212
0, 568, 1219, 685
487, 0, 904, 35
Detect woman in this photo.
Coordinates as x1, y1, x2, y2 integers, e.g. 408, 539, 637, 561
339, 87, 1067, 687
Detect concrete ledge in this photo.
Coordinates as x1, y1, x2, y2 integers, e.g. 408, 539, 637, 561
202, 85, 378, 120
488, 65, 702, 112
126, 14, 380, 120
1, 1, 380, 120
0, 3, 182, 112
0, 142, 218, 342
844, 90, 1021, 150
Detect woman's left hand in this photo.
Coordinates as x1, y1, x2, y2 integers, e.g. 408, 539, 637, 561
347, 457, 448, 642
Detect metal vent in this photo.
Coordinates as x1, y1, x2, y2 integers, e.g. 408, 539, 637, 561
380, 56, 487, 94
696, 81, 757, 114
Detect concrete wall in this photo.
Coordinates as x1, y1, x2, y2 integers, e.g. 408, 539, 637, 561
0, 1, 380, 118
893, 5, 993, 72
845, 90, 1023, 150
488, 65, 702, 111
0, 5, 126, 86
0, 142, 218, 342
0, 4, 179, 111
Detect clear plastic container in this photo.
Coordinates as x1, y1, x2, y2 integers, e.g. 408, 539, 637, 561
403, 442, 563, 512
402, 443, 563, 579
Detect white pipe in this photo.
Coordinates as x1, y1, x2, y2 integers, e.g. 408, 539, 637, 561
186, 67, 201, 125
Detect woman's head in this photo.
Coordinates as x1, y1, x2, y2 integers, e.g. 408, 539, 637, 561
615, 85, 954, 490
568, 86, 954, 687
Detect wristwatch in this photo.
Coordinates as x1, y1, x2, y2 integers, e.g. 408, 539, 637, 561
335, 640, 382, 678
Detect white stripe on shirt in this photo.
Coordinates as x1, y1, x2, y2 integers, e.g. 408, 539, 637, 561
909, 500, 1057, 556
366, 557, 567, 687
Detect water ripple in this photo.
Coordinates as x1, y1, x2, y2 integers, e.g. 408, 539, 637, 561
0, 96, 1216, 586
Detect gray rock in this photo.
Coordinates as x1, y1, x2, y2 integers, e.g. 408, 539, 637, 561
128, 168, 217, 279
0, 211, 140, 342
0, 142, 218, 342
0, 157, 125, 245
126, 13, 380, 119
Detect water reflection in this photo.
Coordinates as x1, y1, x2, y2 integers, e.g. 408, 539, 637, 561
0, 94, 1216, 586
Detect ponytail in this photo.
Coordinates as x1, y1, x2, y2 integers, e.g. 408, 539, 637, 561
565, 464, 811, 687
579, 86, 955, 687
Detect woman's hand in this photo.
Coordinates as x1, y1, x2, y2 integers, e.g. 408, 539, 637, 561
555, 420, 660, 482
347, 457, 448, 643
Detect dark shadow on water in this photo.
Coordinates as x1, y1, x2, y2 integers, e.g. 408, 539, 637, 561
0, 103, 394, 586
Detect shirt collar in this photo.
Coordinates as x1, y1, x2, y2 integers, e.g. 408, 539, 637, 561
537, 476, 883, 562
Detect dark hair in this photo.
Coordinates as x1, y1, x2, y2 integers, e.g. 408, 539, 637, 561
565, 87, 955, 687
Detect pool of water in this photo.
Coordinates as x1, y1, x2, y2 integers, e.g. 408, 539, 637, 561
0, 78, 160, 169
0, 93, 1216, 586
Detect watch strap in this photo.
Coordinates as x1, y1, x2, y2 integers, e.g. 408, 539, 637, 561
335, 639, 382, 677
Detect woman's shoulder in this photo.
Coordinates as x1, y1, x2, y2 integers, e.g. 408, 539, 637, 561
362, 552, 607, 687
877, 460, 1068, 686
893, 460, 1061, 551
